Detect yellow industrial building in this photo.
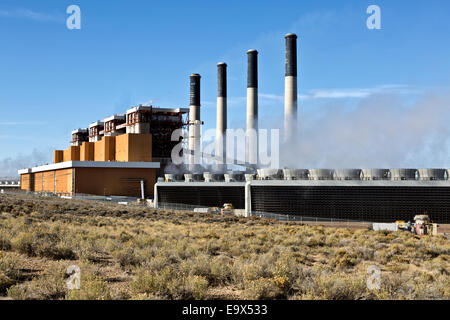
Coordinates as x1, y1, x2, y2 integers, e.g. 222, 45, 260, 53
19, 133, 159, 198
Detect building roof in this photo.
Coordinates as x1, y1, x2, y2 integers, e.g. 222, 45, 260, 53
18, 161, 160, 175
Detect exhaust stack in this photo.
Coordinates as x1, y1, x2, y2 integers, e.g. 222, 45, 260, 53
216, 63, 227, 172
284, 33, 298, 144
246, 49, 258, 166
189, 73, 201, 172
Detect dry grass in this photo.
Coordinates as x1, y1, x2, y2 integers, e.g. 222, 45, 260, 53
0, 192, 449, 300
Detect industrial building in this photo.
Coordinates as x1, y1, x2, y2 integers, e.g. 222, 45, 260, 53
19, 106, 188, 198
18, 32, 450, 224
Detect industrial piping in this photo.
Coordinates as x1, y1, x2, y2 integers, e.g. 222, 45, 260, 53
216, 62, 227, 172
246, 49, 258, 166
284, 33, 298, 145
189, 73, 201, 172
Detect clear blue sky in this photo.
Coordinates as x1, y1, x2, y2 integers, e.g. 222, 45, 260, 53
1, 0, 450, 173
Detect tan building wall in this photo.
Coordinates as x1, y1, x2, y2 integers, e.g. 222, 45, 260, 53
54, 150, 64, 163
94, 136, 115, 161
43, 171, 55, 192
33, 172, 44, 192
20, 174, 34, 191
80, 142, 94, 161
115, 133, 152, 162
63, 146, 80, 162
55, 169, 73, 194
74, 167, 156, 197
20, 167, 155, 197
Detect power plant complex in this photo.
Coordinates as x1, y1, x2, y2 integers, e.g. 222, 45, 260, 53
18, 33, 450, 224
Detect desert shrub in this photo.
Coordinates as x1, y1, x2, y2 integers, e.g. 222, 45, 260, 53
0, 233, 12, 251
331, 249, 360, 269
294, 271, 368, 300
0, 253, 22, 292
113, 248, 143, 269
131, 268, 208, 299
11, 232, 35, 256
7, 265, 66, 300
245, 277, 286, 299
66, 274, 111, 300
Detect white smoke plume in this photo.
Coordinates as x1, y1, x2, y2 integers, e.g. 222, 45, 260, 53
280, 89, 450, 169
0, 149, 52, 178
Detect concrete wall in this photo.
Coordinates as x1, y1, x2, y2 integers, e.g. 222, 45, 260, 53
94, 136, 115, 161
80, 142, 94, 161
74, 167, 156, 197
115, 133, 152, 162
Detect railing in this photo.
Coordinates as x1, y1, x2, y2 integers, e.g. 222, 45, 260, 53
157, 202, 210, 211
250, 211, 371, 224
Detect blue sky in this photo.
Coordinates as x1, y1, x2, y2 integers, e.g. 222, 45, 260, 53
1, 0, 450, 174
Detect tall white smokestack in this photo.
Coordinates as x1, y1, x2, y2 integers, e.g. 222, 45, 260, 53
216, 62, 227, 172
189, 73, 201, 172
246, 49, 258, 166
284, 33, 298, 145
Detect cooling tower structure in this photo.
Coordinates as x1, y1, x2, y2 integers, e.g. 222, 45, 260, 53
284, 33, 298, 145
257, 169, 282, 180
361, 169, 390, 180
189, 74, 202, 172
334, 169, 362, 181
203, 172, 225, 182
246, 49, 258, 167
418, 169, 446, 181
309, 169, 334, 180
283, 169, 309, 180
216, 63, 227, 172
390, 169, 417, 181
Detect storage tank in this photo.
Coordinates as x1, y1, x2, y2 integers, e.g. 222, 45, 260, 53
203, 172, 225, 182
164, 174, 184, 182
333, 169, 362, 180
418, 169, 446, 181
361, 169, 390, 180
224, 172, 245, 182
308, 169, 334, 180
390, 169, 417, 181
282, 169, 309, 180
257, 169, 282, 180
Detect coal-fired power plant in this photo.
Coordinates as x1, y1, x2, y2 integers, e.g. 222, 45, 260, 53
17, 32, 450, 225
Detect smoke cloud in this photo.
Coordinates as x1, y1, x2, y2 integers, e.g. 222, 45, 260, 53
281, 89, 450, 169
0, 149, 52, 178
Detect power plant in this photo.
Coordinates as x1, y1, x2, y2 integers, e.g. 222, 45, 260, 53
18, 33, 450, 224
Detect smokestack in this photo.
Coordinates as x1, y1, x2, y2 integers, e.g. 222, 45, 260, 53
189, 73, 201, 172
216, 62, 227, 172
246, 49, 258, 166
284, 33, 298, 144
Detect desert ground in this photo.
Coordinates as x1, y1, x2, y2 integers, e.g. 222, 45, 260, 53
0, 192, 449, 300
